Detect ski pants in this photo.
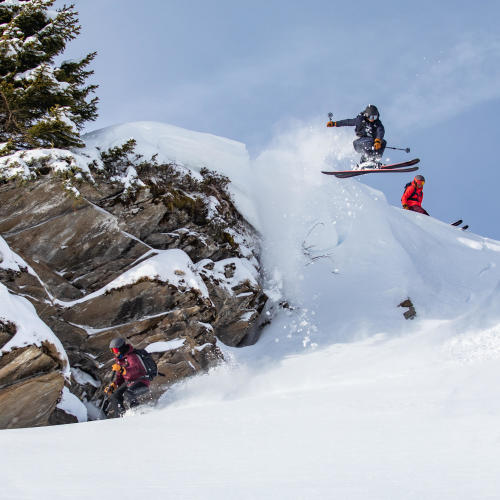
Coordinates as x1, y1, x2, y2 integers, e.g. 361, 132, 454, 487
408, 205, 429, 216
107, 381, 149, 417
353, 137, 386, 160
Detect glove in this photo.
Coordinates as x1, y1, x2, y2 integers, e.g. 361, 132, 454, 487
112, 363, 126, 375
326, 121, 335, 127
374, 138, 382, 150
402, 204, 409, 210
104, 382, 117, 395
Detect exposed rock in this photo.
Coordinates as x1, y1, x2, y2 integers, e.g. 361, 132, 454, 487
48, 407, 78, 425
197, 258, 267, 346
0, 318, 16, 349
0, 338, 69, 428
399, 298, 417, 320
0, 344, 60, 387
62, 280, 212, 329
0, 372, 65, 429
0, 145, 265, 428
0, 178, 150, 297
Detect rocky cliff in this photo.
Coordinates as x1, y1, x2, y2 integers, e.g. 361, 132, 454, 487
0, 133, 266, 428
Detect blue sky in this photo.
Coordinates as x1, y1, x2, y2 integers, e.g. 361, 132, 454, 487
59, 0, 500, 239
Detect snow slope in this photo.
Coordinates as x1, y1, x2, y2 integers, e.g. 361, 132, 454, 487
2, 122, 500, 499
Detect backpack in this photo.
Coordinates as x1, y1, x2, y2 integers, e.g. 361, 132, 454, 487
401, 182, 413, 202
133, 348, 158, 381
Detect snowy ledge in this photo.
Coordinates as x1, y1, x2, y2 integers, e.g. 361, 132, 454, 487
57, 249, 210, 307
0, 283, 70, 377
56, 387, 88, 423
146, 339, 186, 353
0, 148, 91, 182
0, 236, 32, 273
196, 257, 259, 293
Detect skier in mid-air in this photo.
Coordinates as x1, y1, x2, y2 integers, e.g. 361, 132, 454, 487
401, 175, 429, 215
327, 104, 386, 168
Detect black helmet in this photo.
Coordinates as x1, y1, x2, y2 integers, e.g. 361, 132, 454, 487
414, 175, 425, 183
363, 104, 379, 120
109, 337, 128, 357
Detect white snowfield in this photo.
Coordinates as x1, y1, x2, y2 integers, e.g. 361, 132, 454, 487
2, 122, 500, 500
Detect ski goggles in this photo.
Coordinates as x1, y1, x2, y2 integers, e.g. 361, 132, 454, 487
416, 180, 425, 186
110, 347, 121, 355
366, 114, 378, 121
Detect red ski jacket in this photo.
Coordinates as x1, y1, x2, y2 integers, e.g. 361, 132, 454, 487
402, 181, 423, 208
113, 345, 150, 387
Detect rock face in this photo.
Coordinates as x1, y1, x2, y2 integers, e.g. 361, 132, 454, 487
0, 143, 266, 428
399, 298, 416, 320
0, 321, 68, 429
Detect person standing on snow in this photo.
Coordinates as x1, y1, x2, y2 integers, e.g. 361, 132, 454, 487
327, 104, 386, 167
104, 337, 150, 417
401, 175, 429, 216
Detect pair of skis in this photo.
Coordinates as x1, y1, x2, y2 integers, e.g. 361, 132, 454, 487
322, 158, 420, 178
451, 219, 469, 231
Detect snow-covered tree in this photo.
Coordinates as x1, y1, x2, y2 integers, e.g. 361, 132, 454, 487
0, 0, 98, 152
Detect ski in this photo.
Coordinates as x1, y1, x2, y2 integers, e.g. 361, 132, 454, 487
323, 166, 419, 179
322, 158, 420, 178
450, 220, 469, 231
379, 158, 420, 170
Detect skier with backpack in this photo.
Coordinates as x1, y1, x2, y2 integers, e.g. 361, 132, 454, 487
326, 104, 387, 168
402, 175, 429, 216
104, 337, 158, 417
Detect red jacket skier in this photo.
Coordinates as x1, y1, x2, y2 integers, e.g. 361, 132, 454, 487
104, 337, 150, 417
402, 175, 429, 216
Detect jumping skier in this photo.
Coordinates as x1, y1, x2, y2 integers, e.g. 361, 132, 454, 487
401, 175, 429, 216
104, 337, 151, 417
327, 104, 386, 167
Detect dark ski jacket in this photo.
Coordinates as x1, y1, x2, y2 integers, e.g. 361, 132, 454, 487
334, 113, 385, 140
113, 345, 150, 387
402, 181, 423, 208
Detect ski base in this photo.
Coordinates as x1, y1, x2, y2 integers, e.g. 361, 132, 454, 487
323, 166, 419, 179
322, 158, 420, 178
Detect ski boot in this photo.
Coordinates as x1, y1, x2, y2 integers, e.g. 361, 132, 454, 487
357, 155, 382, 170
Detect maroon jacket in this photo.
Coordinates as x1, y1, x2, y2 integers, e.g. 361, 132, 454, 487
114, 345, 150, 387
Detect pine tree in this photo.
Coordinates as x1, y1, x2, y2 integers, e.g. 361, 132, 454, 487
0, 0, 98, 153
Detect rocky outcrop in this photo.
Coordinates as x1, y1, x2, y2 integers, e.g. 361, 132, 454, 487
0, 372, 65, 429
0, 335, 68, 429
399, 298, 416, 320
0, 143, 266, 428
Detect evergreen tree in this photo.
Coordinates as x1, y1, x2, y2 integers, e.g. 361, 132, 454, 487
0, 0, 98, 152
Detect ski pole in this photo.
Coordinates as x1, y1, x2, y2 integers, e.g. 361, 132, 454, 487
387, 146, 411, 153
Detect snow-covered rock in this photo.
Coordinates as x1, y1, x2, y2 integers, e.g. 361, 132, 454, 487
0, 121, 265, 428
